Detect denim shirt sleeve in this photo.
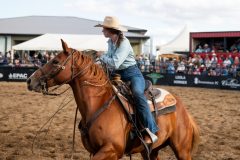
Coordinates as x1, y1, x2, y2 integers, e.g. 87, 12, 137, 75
100, 38, 134, 69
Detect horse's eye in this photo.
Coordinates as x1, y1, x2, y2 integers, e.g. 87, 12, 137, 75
52, 60, 59, 64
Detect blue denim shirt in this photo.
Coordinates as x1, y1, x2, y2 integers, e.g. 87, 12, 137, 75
100, 37, 136, 70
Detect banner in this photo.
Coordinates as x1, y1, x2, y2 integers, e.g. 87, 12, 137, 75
0, 66, 37, 82
143, 73, 240, 90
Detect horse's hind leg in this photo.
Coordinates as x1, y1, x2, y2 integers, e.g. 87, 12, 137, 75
150, 148, 161, 160
91, 145, 119, 160
141, 148, 161, 160
169, 136, 193, 160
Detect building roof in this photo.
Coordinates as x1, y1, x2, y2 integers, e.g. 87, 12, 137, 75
190, 31, 240, 38
13, 33, 108, 51
0, 16, 148, 38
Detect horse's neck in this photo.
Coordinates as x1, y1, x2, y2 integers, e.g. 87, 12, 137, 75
70, 54, 112, 121
70, 78, 111, 123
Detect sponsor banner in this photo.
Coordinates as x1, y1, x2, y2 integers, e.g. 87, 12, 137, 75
191, 76, 219, 88
143, 72, 168, 85
0, 66, 37, 82
221, 78, 240, 89
173, 75, 188, 85
144, 73, 240, 90
8, 73, 28, 80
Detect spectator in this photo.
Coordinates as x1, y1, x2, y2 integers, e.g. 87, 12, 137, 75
229, 64, 238, 77
191, 54, 198, 63
236, 39, 240, 51
201, 66, 208, 76
21, 52, 30, 65
29, 51, 36, 64
154, 56, 161, 73
215, 64, 222, 76
187, 63, 194, 75
210, 53, 218, 69
6, 51, 11, 63
176, 61, 186, 74
144, 56, 150, 72
13, 51, 20, 60
136, 54, 143, 69
41, 51, 50, 65
167, 61, 175, 74
217, 55, 224, 66
14, 58, 20, 67
230, 42, 239, 53
195, 45, 203, 53
0, 52, 4, 64
196, 54, 203, 65
228, 54, 234, 64
221, 66, 229, 76
208, 68, 217, 76
203, 43, 211, 53
223, 57, 232, 68
204, 54, 211, 69
233, 56, 239, 66
193, 68, 201, 75
159, 58, 167, 74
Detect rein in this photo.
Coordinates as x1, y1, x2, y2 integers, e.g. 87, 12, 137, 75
78, 95, 116, 136
39, 49, 92, 96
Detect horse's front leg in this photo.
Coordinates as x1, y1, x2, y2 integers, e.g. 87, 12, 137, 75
91, 144, 120, 160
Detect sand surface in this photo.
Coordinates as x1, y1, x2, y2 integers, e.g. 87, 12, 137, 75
0, 82, 239, 160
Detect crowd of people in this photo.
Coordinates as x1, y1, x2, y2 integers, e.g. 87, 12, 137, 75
0, 51, 57, 67
195, 40, 240, 54
136, 53, 240, 78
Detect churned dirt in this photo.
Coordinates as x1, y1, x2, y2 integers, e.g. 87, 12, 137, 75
0, 82, 239, 160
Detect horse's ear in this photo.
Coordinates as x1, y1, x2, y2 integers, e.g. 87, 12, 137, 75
61, 39, 70, 54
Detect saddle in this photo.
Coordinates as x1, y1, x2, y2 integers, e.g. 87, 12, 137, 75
111, 74, 176, 117
112, 78, 159, 103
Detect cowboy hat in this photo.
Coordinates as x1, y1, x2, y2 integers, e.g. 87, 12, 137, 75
95, 16, 128, 32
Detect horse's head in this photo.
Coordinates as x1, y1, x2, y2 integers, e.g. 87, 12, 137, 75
27, 40, 79, 94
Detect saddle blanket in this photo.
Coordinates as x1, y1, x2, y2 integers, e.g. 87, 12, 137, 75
115, 86, 177, 114
147, 88, 176, 112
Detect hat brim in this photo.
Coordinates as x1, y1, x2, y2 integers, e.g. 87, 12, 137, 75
94, 24, 128, 32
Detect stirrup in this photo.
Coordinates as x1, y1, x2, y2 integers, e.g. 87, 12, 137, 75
144, 128, 158, 144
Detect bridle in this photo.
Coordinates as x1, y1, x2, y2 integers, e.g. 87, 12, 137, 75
38, 49, 91, 95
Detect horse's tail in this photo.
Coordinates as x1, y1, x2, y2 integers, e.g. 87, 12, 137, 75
188, 113, 200, 154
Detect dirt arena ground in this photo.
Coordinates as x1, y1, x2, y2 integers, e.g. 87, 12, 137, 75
0, 82, 239, 160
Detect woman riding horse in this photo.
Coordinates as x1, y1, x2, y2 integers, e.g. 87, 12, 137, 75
95, 16, 158, 144
26, 21, 200, 160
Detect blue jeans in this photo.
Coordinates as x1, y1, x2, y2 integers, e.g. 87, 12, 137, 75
117, 65, 159, 134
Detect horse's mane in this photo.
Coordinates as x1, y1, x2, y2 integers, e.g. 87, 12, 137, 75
77, 50, 109, 85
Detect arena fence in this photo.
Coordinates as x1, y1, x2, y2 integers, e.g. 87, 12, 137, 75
0, 66, 240, 90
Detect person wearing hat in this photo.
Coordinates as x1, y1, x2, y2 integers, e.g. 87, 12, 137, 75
95, 16, 159, 144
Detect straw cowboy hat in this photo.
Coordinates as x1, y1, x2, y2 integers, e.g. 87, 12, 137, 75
95, 16, 128, 32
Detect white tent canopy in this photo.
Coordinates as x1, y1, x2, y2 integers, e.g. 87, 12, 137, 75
12, 33, 108, 51
159, 26, 189, 54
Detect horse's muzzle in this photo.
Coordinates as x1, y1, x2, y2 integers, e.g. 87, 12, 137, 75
26, 77, 42, 92
26, 78, 33, 91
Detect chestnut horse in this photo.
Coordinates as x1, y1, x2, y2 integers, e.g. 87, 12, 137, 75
27, 40, 199, 160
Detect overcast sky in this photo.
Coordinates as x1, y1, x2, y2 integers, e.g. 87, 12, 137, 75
1, 0, 240, 45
